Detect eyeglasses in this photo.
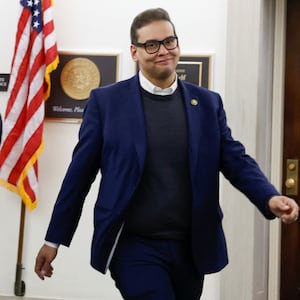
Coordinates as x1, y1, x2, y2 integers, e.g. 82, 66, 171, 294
134, 36, 178, 54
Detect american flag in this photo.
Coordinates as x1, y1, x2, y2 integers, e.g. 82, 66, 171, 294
0, 0, 59, 210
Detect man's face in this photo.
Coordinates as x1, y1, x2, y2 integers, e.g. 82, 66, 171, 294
131, 20, 180, 88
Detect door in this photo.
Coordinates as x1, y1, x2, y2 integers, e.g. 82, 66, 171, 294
280, 0, 300, 299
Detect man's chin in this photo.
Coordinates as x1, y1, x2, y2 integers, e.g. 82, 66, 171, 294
157, 70, 176, 81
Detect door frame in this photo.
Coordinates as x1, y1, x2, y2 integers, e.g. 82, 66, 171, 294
268, 0, 286, 299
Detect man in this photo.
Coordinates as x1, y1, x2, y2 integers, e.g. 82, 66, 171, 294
35, 8, 299, 300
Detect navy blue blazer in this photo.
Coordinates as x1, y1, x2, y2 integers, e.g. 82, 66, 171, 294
46, 75, 278, 275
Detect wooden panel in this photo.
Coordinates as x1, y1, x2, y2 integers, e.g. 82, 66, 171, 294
280, 0, 300, 299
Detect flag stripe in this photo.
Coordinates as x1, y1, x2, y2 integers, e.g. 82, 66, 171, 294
9, 9, 31, 78
9, 121, 43, 183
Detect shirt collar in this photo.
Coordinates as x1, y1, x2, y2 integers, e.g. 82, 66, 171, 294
139, 71, 178, 96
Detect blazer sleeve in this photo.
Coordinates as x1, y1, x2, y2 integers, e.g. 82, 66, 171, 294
217, 96, 279, 219
45, 90, 103, 246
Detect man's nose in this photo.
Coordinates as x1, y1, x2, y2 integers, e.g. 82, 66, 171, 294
157, 43, 169, 55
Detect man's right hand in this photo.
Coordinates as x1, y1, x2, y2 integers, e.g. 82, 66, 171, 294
35, 244, 58, 280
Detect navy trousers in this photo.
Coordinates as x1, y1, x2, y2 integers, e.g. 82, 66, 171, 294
109, 233, 204, 300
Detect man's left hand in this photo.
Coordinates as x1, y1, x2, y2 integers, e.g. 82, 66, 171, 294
269, 195, 299, 224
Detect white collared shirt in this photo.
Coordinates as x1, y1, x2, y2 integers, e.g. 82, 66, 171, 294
139, 71, 178, 96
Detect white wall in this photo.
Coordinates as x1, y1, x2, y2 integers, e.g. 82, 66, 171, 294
0, 1, 228, 299
221, 1, 277, 299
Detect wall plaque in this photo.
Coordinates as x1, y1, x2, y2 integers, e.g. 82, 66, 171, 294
0, 74, 10, 91
45, 52, 119, 122
176, 55, 212, 88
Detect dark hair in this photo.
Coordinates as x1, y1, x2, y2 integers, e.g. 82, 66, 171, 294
130, 8, 177, 44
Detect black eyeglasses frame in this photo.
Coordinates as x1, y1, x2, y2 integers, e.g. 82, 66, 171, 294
133, 36, 178, 54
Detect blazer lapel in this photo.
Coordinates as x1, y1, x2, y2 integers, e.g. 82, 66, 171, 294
125, 76, 147, 173
179, 81, 205, 179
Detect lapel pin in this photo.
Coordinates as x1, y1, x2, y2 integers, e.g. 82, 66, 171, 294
190, 99, 198, 106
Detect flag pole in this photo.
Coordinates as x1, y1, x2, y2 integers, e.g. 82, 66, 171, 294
14, 201, 26, 296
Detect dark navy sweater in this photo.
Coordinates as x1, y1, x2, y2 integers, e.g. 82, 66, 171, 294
124, 87, 192, 240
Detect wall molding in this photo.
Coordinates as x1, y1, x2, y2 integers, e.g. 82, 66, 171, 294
268, 0, 286, 299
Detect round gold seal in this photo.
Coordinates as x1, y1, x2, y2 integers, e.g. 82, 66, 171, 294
60, 57, 101, 100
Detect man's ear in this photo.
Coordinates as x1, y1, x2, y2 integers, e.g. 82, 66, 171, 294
130, 45, 138, 62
